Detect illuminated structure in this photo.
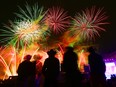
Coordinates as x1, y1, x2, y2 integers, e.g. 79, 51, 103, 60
104, 52, 116, 79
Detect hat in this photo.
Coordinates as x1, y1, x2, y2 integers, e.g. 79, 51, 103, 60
47, 49, 56, 56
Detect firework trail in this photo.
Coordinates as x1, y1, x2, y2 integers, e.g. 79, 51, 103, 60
44, 7, 70, 34
71, 6, 109, 41
15, 3, 45, 21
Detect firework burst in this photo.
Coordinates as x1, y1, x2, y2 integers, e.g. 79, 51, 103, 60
0, 3, 49, 50
45, 7, 70, 34
15, 3, 45, 21
71, 6, 109, 41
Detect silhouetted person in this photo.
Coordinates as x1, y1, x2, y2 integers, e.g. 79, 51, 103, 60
87, 46, 107, 87
62, 46, 82, 87
17, 54, 35, 87
33, 54, 43, 87
42, 49, 60, 87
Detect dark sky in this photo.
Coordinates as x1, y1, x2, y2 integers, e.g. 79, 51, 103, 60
0, 0, 116, 54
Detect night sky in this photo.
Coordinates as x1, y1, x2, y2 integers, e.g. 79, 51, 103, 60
0, 0, 116, 54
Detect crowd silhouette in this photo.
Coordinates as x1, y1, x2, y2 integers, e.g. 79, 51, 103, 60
1, 46, 109, 87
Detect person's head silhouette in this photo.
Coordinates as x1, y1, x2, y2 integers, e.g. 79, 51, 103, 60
65, 46, 74, 51
24, 54, 32, 61
33, 54, 42, 61
47, 49, 56, 57
87, 46, 95, 53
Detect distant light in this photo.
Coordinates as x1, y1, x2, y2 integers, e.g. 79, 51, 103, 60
105, 62, 116, 79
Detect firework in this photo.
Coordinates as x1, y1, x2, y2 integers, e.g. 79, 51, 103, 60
71, 6, 109, 41
0, 3, 49, 50
45, 7, 70, 34
15, 3, 45, 21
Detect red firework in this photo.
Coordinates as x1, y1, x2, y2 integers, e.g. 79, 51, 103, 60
45, 7, 70, 34
72, 6, 109, 40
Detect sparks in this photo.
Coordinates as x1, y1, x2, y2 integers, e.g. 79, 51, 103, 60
71, 6, 109, 41
0, 3, 49, 49
45, 7, 70, 34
